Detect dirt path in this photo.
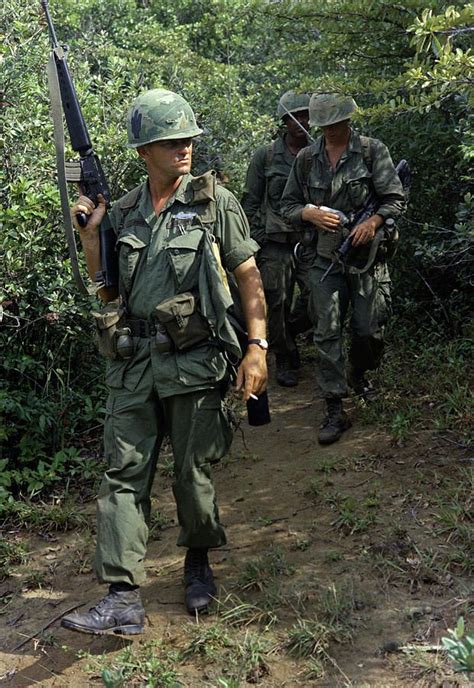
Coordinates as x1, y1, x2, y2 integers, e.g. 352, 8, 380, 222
0, 360, 471, 687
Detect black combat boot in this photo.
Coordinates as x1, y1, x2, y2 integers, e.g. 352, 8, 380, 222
61, 584, 145, 635
288, 347, 301, 371
275, 354, 298, 387
184, 548, 217, 615
318, 398, 352, 445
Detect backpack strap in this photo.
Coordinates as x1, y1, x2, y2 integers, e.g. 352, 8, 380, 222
265, 141, 275, 170
301, 146, 313, 204
117, 184, 143, 212
115, 183, 143, 234
359, 135, 374, 173
261, 142, 274, 230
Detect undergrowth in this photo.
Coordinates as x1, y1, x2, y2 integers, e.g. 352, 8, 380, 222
359, 325, 472, 445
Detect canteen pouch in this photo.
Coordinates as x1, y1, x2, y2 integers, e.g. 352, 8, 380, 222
154, 292, 210, 351
318, 225, 347, 260
91, 303, 131, 360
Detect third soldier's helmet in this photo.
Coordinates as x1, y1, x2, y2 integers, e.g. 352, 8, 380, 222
277, 91, 310, 120
127, 88, 203, 148
309, 93, 357, 128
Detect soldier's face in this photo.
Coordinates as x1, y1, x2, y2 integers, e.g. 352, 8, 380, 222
140, 138, 193, 179
321, 119, 351, 143
284, 110, 309, 139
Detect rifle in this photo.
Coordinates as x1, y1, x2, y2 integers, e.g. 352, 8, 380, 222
319, 159, 411, 283
41, 0, 118, 293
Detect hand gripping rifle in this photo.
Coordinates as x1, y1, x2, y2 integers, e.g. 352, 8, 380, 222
41, 0, 118, 294
319, 159, 411, 282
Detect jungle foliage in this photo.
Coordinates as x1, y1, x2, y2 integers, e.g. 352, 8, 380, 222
1, 0, 473, 500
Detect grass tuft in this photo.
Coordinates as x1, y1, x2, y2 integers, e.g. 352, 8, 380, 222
238, 547, 295, 591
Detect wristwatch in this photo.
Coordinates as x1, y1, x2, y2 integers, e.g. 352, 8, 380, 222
247, 338, 269, 351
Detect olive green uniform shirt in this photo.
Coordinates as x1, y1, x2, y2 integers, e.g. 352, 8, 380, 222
281, 129, 405, 260
242, 135, 301, 244
106, 173, 259, 398
281, 129, 405, 398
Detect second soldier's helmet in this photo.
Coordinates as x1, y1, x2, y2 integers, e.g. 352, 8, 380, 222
127, 88, 203, 148
277, 90, 310, 120
309, 93, 357, 128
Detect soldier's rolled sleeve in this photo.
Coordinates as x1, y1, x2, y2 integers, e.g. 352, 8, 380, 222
371, 141, 406, 221
215, 188, 260, 272
281, 152, 307, 225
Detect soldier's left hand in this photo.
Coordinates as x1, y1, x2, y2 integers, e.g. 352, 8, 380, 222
350, 216, 380, 246
235, 347, 268, 402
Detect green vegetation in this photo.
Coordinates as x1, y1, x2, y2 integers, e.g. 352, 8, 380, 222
0, 1, 472, 683
238, 547, 295, 591
360, 328, 472, 446
442, 617, 474, 672
1, 0, 472, 506
0, 538, 28, 581
0, 498, 91, 532
80, 642, 182, 687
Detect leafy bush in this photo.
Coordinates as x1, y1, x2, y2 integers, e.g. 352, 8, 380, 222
1, 0, 472, 504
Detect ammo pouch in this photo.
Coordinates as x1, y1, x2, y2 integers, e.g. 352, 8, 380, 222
318, 225, 347, 260
154, 292, 210, 351
91, 303, 134, 360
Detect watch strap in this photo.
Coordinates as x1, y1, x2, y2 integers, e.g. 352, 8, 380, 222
247, 338, 268, 350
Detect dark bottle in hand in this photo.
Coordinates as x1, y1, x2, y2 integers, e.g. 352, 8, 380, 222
246, 390, 271, 426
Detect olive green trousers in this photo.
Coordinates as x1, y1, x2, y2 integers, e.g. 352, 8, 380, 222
309, 261, 391, 399
257, 240, 311, 356
94, 376, 232, 586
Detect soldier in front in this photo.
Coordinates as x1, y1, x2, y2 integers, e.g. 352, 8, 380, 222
60, 89, 267, 635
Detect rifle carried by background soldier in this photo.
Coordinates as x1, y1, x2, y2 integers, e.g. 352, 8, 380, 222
317, 158, 412, 282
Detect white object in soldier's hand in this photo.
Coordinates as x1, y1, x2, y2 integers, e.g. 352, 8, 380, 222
319, 206, 349, 226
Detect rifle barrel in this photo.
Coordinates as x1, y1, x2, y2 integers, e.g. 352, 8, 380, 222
42, 0, 92, 154
41, 0, 59, 48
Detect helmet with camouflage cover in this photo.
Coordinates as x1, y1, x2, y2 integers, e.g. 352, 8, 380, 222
277, 90, 310, 120
309, 93, 357, 128
127, 88, 203, 148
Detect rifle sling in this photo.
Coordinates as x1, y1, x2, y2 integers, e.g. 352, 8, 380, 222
47, 50, 89, 296
345, 228, 385, 275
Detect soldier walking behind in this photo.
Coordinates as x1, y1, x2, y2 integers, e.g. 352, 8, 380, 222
60, 89, 267, 635
242, 91, 313, 387
281, 93, 405, 444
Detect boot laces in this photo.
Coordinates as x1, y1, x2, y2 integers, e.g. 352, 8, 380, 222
94, 589, 135, 613
94, 592, 117, 612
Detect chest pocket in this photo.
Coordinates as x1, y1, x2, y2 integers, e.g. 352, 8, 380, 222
117, 225, 150, 295
267, 174, 288, 205
344, 167, 372, 209
307, 177, 330, 206
166, 227, 204, 289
